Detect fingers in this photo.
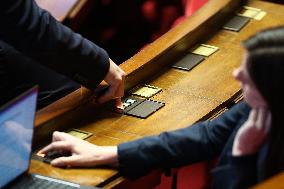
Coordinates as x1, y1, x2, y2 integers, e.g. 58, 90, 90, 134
51, 155, 84, 167
98, 82, 119, 103
98, 59, 125, 104
99, 76, 125, 104
115, 74, 125, 108
113, 73, 125, 107
38, 140, 72, 155
51, 155, 99, 167
248, 109, 257, 124
38, 132, 76, 154
264, 111, 271, 133
255, 108, 265, 129
115, 98, 123, 109
115, 72, 125, 98
254, 108, 272, 134
233, 108, 272, 157
52, 131, 83, 142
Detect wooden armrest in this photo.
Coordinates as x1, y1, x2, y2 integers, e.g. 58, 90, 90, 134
252, 171, 284, 189
35, 0, 243, 128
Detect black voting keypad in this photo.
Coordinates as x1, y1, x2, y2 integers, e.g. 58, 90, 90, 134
122, 96, 145, 113
125, 100, 165, 118
120, 96, 165, 118
223, 15, 250, 32
32, 151, 71, 164
172, 53, 205, 71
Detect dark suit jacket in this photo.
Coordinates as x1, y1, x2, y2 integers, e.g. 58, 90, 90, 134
0, 0, 109, 89
117, 102, 267, 188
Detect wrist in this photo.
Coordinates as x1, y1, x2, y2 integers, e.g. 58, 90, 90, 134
98, 146, 119, 166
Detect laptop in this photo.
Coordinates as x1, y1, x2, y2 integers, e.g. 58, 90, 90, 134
0, 86, 98, 189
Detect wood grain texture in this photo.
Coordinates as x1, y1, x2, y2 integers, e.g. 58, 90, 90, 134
252, 172, 284, 189
30, 0, 284, 188
34, 0, 244, 128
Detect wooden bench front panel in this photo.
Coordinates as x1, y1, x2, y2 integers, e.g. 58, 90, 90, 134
30, 0, 284, 187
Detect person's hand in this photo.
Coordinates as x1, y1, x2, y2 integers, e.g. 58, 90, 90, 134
232, 108, 271, 156
98, 58, 125, 108
38, 131, 118, 167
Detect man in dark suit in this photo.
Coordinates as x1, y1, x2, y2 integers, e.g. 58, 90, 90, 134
0, 0, 125, 108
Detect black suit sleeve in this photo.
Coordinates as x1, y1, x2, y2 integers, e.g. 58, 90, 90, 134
117, 102, 250, 179
0, 0, 109, 89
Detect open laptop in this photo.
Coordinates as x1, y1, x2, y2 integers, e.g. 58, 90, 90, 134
0, 86, 98, 189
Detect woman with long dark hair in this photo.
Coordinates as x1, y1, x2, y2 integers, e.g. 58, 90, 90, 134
40, 27, 284, 188
242, 29, 284, 179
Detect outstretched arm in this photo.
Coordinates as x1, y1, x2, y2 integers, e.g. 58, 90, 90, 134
38, 131, 118, 167
0, 0, 125, 103
39, 102, 250, 179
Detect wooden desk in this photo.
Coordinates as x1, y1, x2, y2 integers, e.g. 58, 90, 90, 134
29, 0, 284, 188
252, 172, 284, 189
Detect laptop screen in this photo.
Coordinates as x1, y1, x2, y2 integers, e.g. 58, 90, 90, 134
0, 87, 38, 188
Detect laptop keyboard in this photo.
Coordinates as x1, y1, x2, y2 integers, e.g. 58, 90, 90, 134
7, 174, 79, 189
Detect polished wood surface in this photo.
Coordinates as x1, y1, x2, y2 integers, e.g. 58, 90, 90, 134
252, 172, 284, 189
35, 0, 79, 22
30, 0, 284, 188
35, 0, 244, 128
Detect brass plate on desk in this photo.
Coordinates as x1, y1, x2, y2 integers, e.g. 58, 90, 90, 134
66, 129, 93, 140
237, 6, 266, 20
191, 44, 219, 57
131, 84, 162, 98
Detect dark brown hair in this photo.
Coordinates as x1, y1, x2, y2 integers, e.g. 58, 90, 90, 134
243, 26, 284, 178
